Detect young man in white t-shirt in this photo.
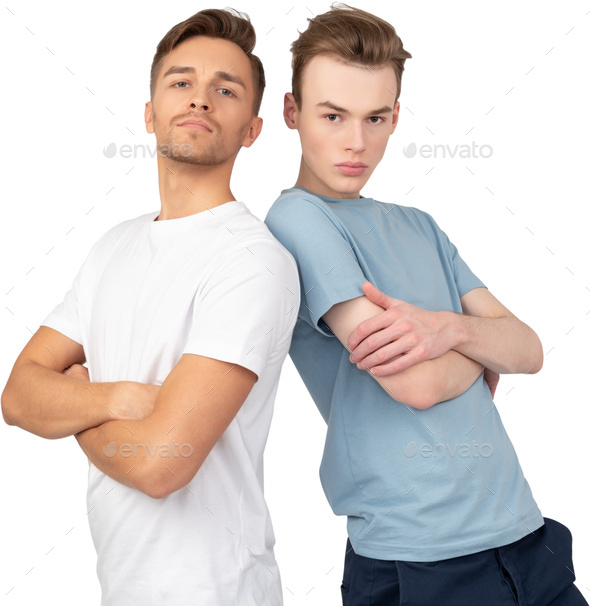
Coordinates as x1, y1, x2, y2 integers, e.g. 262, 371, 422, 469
2, 8, 299, 605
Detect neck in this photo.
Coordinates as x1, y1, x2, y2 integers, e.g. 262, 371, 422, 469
155, 157, 236, 221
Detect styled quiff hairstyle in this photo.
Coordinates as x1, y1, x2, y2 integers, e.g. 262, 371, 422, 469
149, 8, 265, 115
291, 4, 411, 107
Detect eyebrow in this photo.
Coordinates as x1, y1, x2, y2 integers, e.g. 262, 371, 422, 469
214, 70, 246, 89
317, 101, 393, 115
162, 65, 246, 89
163, 65, 196, 78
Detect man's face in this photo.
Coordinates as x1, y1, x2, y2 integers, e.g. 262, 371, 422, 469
286, 54, 399, 199
145, 36, 261, 167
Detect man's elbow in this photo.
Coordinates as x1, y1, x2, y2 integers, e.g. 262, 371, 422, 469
140, 461, 200, 500
143, 483, 173, 500
525, 334, 544, 375
1, 388, 60, 439
136, 465, 173, 500
144, 476, 188, 500
527, 352, 544, 375
379, 378, 437, 410
402, 393, 437, 410
1, 385, 19, 427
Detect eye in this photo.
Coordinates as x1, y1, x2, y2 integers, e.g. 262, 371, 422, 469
217, 88, 235, 97
368, 116, 385, 124
326, 114, 341, 122
173, 81, 190, 88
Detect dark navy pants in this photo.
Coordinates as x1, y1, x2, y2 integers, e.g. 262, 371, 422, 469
341, 518, 588, 606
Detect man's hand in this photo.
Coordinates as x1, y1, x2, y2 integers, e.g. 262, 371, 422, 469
62, 363, 89, 382
109, 382, 160, 421
74, 354, 257, 499
323, 289, 484, 408
347, 282, 454, 375
61, 365, 160, 422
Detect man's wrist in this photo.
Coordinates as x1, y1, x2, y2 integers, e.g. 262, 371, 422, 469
83, 381, 118, 427
439, 310, 466, 352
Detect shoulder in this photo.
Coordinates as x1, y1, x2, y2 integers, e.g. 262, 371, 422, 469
266, 188, 338, 226
226, 203, 297, 261
265, 189, 347, 253
196, 206, 300, 336
213, 203, 299, 283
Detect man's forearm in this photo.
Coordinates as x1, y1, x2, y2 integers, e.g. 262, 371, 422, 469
75, 415, 186, 499
376, 349, 484, 409
446, 312, 543, 375
75, 421, 153, 494
2, 361, 116, 439
348, 283, 543, 378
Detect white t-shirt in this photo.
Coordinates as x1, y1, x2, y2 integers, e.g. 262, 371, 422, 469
42, 201, 300, 605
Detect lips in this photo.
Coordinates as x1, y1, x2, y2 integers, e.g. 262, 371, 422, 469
335, 162, 368, 176
177, 119, 212, 132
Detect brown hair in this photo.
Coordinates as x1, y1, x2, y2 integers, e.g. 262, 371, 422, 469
150, 8, 265, 115
291, 3, 411, 107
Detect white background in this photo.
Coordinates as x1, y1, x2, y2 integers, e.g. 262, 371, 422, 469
1, 1, 589, 604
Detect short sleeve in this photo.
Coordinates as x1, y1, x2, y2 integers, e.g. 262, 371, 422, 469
449, 239, 485, 297
41, 262, 85, 345
265, 193, 366, 336
182, 238, 300, 378
40, 232, 109, 345
435, 224, 486, 297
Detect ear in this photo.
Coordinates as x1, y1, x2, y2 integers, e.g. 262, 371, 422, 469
145, 101, 154, 134
241, 116, 263, 148
390, 101, 400, 135
283, 92, 299, 130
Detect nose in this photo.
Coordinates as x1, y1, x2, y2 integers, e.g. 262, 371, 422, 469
189, 86, 211, 112
190, 101, 209, 112
344, 122, 366, 154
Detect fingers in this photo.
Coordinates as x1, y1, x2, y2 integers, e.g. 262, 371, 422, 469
63, 363, 89, 381
352, 338, 407, 370
365, 351, 422, 377
348, 312, 400, 352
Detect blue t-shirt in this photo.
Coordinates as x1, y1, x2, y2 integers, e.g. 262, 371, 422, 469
265, 186, 543, 562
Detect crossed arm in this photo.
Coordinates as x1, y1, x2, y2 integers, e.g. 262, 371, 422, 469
1, 326, 257, 499
74, 354, 256, 499
323, 282, 543, 410
3, 279, 541, 492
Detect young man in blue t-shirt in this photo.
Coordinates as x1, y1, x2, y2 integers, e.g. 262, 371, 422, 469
265, 5, 587, 605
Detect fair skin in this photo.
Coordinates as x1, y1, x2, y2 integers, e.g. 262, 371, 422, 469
1, 328, 159, 439
145, 35, 262, 219
290, 56, 400, 199
286, 54, 542, 408
1, 35, 263, 498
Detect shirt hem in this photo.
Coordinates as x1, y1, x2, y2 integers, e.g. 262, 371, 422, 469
349, 511, 545, 562
182, 343, 266, 378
